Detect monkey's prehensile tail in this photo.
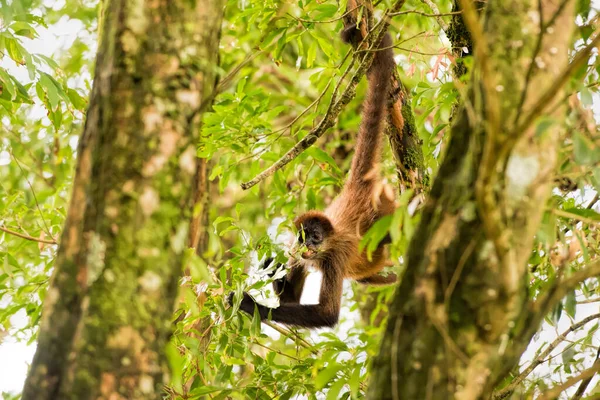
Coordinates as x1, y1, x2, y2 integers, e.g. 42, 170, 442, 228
344, 29, 395, 184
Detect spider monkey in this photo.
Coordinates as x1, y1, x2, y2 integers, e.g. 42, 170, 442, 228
230, 24, 397, 328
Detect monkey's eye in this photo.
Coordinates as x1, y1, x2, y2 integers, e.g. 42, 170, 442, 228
313, 232, 322, 243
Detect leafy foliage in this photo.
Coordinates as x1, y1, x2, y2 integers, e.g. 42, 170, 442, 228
1, 0, 600, 398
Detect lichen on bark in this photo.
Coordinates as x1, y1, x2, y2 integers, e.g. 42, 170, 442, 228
368, 1, 576, 398
22, 1, 224, 399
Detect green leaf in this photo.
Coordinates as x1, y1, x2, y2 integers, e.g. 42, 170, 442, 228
67, 88, 87, 111
535, 117, 555, 138
315, 364, 343, 390
209, 165, 223, 180
315, 4, 338, 19
326, 378, 346, 400
212, 216, 234, 232
11, 21, 37, 39
188, 386, 224, 396
48, 103, 63, 130
349, 366, 361, 397
34, 53, 60, 70
592, 167, 600, 192
577, 0, 591, 16
236, 76, 247, 98
0, 68, 15, 99
39, 73, 60, 110
307, 40, 317, 68
359, 215, 392, 258
5, 36, 24, 64
250, 303, 262, 336
551, 301, 563, 325
306, 147, 341, 174
580, 87, 593, 106
573, 132, 600, 166
24, 52, 35, 80
565, 290, 576, 318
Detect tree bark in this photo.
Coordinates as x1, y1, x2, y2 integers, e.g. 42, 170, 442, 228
368, 1, 575, 398
22, 0, 224, 399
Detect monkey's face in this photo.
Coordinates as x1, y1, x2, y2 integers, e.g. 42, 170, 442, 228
294, 213, 334, 260
298, 226, 326, 259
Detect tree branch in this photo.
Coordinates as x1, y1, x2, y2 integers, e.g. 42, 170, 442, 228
537, 363, 600, 400
240, 0, 407, 190
514, 0, 571, 125
535, 259, 600, 319
515, 29, 600, 136
494, 313, 600, 399
0, 225, 58, 245
417, 0, 449, 31
571, 347, 600, 400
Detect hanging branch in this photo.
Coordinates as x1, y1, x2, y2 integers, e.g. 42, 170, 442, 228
240, 0, 408, 190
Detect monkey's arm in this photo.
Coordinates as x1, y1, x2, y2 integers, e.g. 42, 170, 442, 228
357, 272, 397, 285
233, 263, 343, 328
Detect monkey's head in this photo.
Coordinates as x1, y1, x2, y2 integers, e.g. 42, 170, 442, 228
294, 211, 335, 260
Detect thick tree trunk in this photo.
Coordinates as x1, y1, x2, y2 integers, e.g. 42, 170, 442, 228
368, 1, 575, 399
22, 1, 224, 399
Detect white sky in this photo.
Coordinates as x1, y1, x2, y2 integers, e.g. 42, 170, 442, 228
1, 3, 600, 398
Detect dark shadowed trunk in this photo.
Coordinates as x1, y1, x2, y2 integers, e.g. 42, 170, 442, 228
22, 1, 224, 399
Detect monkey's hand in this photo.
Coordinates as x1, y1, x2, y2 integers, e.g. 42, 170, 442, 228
227, 292, 269, 319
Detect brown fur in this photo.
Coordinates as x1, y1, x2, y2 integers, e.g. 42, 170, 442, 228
231, 25, 396, 328
295, 28, 397, 282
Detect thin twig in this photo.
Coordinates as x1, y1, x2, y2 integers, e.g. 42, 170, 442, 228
537, 363, 600, 400
586, 193, 600, 210
0, 226, 58, 245
287, 4, 361, 24
252, 340, 301, 361
553, 209, 600, 225
10, 151, 53, 238
495, 313, 600, 399
578, 297, 600, 304
416, 0, 449, 31
262, 320, 317, 353
535, 259, 600, 327
570, 347, 600, 400
270, 80, 333, 136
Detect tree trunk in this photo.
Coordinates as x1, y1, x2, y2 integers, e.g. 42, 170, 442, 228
22, 0, 224, 399
368, 1, 575, 398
